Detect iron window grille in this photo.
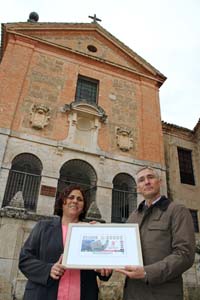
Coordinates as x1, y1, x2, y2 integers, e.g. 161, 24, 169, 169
3, 170, 41, 210
2, 153, 42, 211
112, 174, 137, 223
56, 159, 97, 210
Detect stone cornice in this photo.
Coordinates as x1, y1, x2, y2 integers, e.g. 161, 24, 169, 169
0, 127, 165, 171
0, 207, 105, 223
0, 206, 52, 221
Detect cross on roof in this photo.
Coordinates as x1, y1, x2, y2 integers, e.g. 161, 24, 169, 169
88, 14, 102, 24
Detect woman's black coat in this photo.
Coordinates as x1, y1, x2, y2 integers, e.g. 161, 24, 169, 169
19, 217, 110, 300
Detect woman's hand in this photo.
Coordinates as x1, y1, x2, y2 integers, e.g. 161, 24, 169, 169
50, 255, 66, 280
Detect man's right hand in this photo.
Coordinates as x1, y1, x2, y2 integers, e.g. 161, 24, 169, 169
116, 265, 146, 279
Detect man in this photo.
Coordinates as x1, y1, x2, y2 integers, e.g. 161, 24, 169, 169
116, 167, 195, 300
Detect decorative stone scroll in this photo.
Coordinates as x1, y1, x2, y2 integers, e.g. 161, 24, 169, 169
116, 127, 133, 151
61, 100, 107, 123
30, 104, 50, 129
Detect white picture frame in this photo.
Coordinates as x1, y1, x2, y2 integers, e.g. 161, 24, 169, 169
62, 223, 143, 269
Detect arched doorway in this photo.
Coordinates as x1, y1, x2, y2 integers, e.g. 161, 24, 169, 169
56, 159, 97, 209
2, 153, 42, 211
111, 173, 137, 223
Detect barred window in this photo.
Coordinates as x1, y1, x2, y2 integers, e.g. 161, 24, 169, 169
177, 148, 195, 185
75, 75, 98, 104
56, 159, 97, 210
189, 209, 199, 232
112, 173, 137, 223
2, 153, 42, 211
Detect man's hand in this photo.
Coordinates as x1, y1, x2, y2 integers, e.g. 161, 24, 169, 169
116, 265, 145, 279
50, 255, 66, 280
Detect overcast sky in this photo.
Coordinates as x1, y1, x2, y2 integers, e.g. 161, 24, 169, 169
1, 0, 199, 129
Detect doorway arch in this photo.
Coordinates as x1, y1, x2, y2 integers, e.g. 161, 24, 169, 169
56, 159, 97, 209
111, 173, 137, 223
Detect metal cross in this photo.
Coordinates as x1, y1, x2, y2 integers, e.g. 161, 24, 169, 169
88, 14, 102, 24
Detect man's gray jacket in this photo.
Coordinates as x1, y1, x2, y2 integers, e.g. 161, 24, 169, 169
124, 196, 195, 300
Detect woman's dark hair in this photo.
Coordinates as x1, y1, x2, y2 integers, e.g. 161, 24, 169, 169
54, 185, 87, 220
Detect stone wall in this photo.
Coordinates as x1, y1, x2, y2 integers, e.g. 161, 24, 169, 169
162, 122, 200, 212
0, 132, 166, 220
0, 208, 51, 300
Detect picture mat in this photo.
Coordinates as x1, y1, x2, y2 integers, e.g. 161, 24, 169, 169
62, 223, 143, 269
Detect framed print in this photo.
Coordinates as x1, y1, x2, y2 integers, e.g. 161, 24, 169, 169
62, 223, 143, 269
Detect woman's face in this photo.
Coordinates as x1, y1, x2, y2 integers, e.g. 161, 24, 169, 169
62, 189, 85, 219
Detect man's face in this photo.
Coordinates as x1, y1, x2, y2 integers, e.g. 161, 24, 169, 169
136, 168, 161, 200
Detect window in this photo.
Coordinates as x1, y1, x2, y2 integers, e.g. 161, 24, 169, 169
2, 153, 42, 211
75, 75, 98, 104
177, 148, 195, 185
112, 173, 137, 223
189, 209, 199, 232
56, 159, 97, 210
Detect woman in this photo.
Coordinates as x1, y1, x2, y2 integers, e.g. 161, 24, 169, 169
19, 185, 111, 300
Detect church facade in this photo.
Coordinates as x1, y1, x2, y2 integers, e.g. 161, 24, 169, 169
0, 16, 199, 299
0, 19, 167, 220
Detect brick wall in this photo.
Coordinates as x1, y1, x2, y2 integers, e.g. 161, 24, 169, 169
0, 32, 164, 165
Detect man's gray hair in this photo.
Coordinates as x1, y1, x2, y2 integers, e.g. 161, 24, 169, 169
136, 166, 160, 179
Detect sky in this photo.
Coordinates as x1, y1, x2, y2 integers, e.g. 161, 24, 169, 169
1, 0, 200, 129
